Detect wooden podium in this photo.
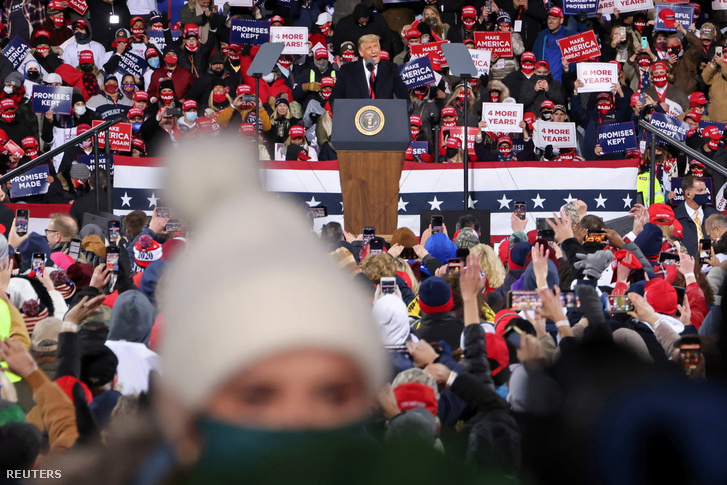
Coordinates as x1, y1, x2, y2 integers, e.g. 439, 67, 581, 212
332, 100, 411, 235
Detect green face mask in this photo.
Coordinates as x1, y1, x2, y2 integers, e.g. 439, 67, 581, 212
191, 417, 367, 479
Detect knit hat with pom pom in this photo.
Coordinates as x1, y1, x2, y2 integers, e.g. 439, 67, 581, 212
134, 235, 162, 268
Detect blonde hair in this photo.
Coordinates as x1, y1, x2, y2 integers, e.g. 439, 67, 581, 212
470, 244, 506, 288
357, 34, 381, 50
422, 6, 446, 37
394, 258, 419, 295
361, 253, 396, 284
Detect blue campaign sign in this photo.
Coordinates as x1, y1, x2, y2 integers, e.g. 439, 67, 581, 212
146, 30, 181, 53
31, 85, 73, 115
78, 153, 114, 176
563, 0, 598, 17
411, 141, 428, 157
698, 120, 726, 137
597, 121, 637, 154
671, 177, 713, 205
2, 36, 31, 69
118, 52, 147, 79
650, 113, 688, 142
655, 4, 694, 32
9, 165, 49, 198
230, 19, 270, 45
398, 56, 436, 89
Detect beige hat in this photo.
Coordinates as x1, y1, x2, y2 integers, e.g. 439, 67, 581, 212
161, 137, 387, 410
30, 317, 63, 353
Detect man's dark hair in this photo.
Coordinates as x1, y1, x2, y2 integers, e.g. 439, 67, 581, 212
321, 222, 344, 244
123, 210, 148, 239
458, 214, 480, 233
682, 175, 704, 193
89, 169, 107, 189
579, 215, 605, 232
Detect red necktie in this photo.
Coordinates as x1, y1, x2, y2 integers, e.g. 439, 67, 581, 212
369, 69, 376, 99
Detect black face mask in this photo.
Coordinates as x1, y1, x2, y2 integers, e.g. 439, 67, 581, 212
535, 74, 549, 82
542, 111, 552, 121
80, 64, 94, 73
446, 148, 458, 158
212, 67, 224, 76
27, 71, 40, 81
75, 32, 89, 44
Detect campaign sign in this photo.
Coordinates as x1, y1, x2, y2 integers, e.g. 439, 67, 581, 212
399, 57, 436, 89
410, 40, 449, 68
614, 0, 654, 13
270, 26, 308, 55
226, 0, 253, 6
468, 49, 491, 76
411, 141, 428, 157
440, 127, 480, 159
2, 36, 31, 70
533, 121, 577, 149
577, 63, 619, 93
671, 177, 713, 204
597, 122, 637, 154
698, 120, 727, 137
715, 0, 727, 11
650, 112, 689, 141
557, 31, 601, 63
118, 52, 147, 79
92, 121, 133, 151
482, 102, 523, 133
598, 0, 615, 15
31, 85, 72, 115
230, 19, 270, 45
473, 32, 513, 57
10, 165, 50, 198
563, 0, 598, 16
655, 4, 694, 32
147, 30, 181, 52
68, 0, 88, 14
78, 153, 114, 176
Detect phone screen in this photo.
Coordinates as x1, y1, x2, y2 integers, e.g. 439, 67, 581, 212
431, 215, 443, 234
659, 252, 680, 266
717, 46, 724, 58
108, 221, 121, 246
69, 239, 82, 261
585, 231, 607, 243
106, 247, 120, 272
514, 201, 526, 220
509, 290, 541, 310
156, 206, 170, 219
400, 247, 417, 260
699, 238, 712, 265
363, 227, 375, 243
607, 295, 634, 313
679, 337, 700, 374
369, 240, 384, 254
538, 229, 555, 242
32, 253, 45, 274
447, 258, 463, 272
15, 209, 28, 237
641, 36, 649, 49
380, 277, 397, 294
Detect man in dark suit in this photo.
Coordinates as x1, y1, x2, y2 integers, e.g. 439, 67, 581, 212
674, 175, 720, 255
331, 34, 409, 104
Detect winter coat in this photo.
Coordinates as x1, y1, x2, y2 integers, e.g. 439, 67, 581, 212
413, 312, 465, 350
703, 64, 727, 123
532, 26, 577, 82
519, 74, 567, 116
669, 32, 703, 95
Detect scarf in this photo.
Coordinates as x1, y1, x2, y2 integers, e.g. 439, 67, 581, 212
82, 72, 101, 97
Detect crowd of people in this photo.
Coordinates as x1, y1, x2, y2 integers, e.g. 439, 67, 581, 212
0, 0, 727, 484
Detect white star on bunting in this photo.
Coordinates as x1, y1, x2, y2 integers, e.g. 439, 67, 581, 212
594, 193, 608, 209
531, 193, 546, 209
497, 194, 512, 209
147, 192, 159, 208
428, 196, 443, 210
306, 196, 320, 207
121, 192, 132, 207
398, 197, 409, 212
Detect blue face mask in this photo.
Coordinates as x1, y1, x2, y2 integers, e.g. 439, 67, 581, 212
185, 112, 197, 123
192, 417, 366, 478
693, 193, 710, 206
148, 57, 160, 69
132, 122, 142, 132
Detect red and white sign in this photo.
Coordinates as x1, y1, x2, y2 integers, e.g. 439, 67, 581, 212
410, 40, 449, 69
68, 0, 88, 15
269, 26, 308, 55
92, 121, 133, 151
713, 0, 727, 10
557, 31, 601, 63
533, 121, 577, 149
577, 62, 619, 93
440, 126, 480, 159
468, 49, 491, 76
482, 103, 523, 133
473, 32, 513, 58
615, 0, 654, 13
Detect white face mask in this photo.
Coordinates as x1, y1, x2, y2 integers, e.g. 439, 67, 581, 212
262, 72, 275, 83
74, 106, 86, 116
3, 86, 13, 94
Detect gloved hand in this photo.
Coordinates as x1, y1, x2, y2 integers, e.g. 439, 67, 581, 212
574, 284, 606, 325
309, 82, 321, 92
574, 250, 614, 280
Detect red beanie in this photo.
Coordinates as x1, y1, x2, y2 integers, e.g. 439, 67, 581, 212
393, 382, 438, 416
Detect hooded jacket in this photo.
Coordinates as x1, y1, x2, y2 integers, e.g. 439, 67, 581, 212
108, 290, 154, 345
519, 73, 566, 116
60, 21, 110, 68
331, 3, 400, 56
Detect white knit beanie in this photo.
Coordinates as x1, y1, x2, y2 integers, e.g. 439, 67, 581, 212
160, 137, 387, 410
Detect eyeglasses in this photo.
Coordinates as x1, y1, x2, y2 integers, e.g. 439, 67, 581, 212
44, 229, 58, 235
